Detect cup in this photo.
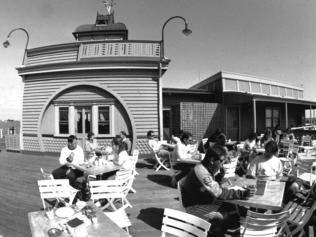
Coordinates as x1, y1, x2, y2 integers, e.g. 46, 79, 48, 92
45, 207, 55, 220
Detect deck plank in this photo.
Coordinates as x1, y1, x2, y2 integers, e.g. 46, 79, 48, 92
0, 150, 180, 237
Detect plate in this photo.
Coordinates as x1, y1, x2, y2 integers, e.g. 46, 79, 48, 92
55, 207, 75, 218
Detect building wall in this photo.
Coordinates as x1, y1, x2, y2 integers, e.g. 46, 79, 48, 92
22, 71, 159, 153
240, 103, 253, 140
172, 102, 224, 141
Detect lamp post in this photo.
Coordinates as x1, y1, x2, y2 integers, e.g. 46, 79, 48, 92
3, 27, 30, 65
158, 16, 192, 141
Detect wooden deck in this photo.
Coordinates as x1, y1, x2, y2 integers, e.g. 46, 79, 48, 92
0, 150, 181, 237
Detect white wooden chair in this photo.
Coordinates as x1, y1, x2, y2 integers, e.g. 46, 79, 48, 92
89, 174, 132, 211
161, 208, 211, 237
295, 160, 316, 187
126, 149, 139, 194
301, 135, 312, 146
40, 168, 54, 179
37, 179, 77, 209
282, 182, 316, 237
153, 152, 170, 171
104, 204, 132, 236
39, 168, 79, 207
131, 149, 139, 176
234, 209, 291, 237
115, 169, 135, 197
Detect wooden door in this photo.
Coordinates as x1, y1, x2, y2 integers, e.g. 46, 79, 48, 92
227, 107, 239, 141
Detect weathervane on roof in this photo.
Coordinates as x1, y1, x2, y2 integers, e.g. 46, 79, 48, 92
103, 0, 115, 16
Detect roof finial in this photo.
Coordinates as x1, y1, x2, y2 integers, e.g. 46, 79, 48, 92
103, 0, 115, 16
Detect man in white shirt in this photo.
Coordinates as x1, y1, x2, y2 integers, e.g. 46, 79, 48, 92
147, 130, 171, 161
52, 135, 85, 188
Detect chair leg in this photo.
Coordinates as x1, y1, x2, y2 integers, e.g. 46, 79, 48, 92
129, 187, 136, 193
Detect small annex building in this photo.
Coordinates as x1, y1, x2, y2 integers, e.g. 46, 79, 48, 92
164, 71, 316, 142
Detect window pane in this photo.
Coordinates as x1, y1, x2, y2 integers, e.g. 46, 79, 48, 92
273, 118, 279, 127
265, 109, 271, 117
98, 106, 110, 134
266, 118, 271, 128
85, 111, 91, 133
77, 110, 82, 134
59, 107, 69, 134
273, 109, 279, 117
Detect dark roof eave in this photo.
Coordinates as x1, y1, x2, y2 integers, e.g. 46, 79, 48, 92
163, 87, 212, 95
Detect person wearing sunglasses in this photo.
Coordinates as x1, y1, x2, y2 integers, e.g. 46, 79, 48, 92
180, 144, 254, 236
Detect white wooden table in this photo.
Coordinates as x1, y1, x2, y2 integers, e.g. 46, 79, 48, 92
28, 204, 128, 237
72, 161, 120, 176
225, 176, 285, 211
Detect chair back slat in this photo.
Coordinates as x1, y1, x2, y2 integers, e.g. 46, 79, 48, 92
37, 179, 72, 207
40, 168, 53, 180
242, 209, 290, 237
161, 208, 211, 237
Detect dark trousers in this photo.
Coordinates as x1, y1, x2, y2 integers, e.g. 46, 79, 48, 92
208, 202, 240, 237
52, 165, 85, 189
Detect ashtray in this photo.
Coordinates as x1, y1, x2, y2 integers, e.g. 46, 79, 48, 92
47, 228, 62, 237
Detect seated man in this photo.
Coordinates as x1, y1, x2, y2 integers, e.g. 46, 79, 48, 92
52, 135, 88, 200
246, 140, 283, 180
246, 140, 301, 204
171, 131, 203, 186
147, 130, 171, 162
181, 145, 254, 237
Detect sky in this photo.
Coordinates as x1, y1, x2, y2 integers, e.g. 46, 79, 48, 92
0, 0, 315, 121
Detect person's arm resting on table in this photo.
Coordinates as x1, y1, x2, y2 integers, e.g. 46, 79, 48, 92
194, 164, 251, 200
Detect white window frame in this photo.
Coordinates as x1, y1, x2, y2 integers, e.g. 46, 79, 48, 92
54, 104, 114, 137
265, 107, 280, 129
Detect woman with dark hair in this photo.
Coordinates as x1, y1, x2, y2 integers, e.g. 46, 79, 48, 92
84, 132, 102, 161
180, 145, 254, 236
102, 135, 132, 180
111, 135, 132, 171
260, 128, 274, 147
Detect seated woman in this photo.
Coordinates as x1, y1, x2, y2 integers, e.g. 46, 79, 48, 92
84, 132, 103, 162
260, 128, 274, 147
246, 140, 301, 203
102, 136, 132, 180
112, 135, 132, 171
181, 145, 254, 236
239, 132, 258, 172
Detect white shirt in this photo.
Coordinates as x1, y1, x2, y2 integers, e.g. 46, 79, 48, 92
247, 154, 283, 180
172, 142, 192, 161
59, 145, 84, 166
148, 139, 160, 152
113, 150, 132, 170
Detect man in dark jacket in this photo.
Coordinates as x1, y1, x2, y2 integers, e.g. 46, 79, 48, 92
181, 145, 255, 236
